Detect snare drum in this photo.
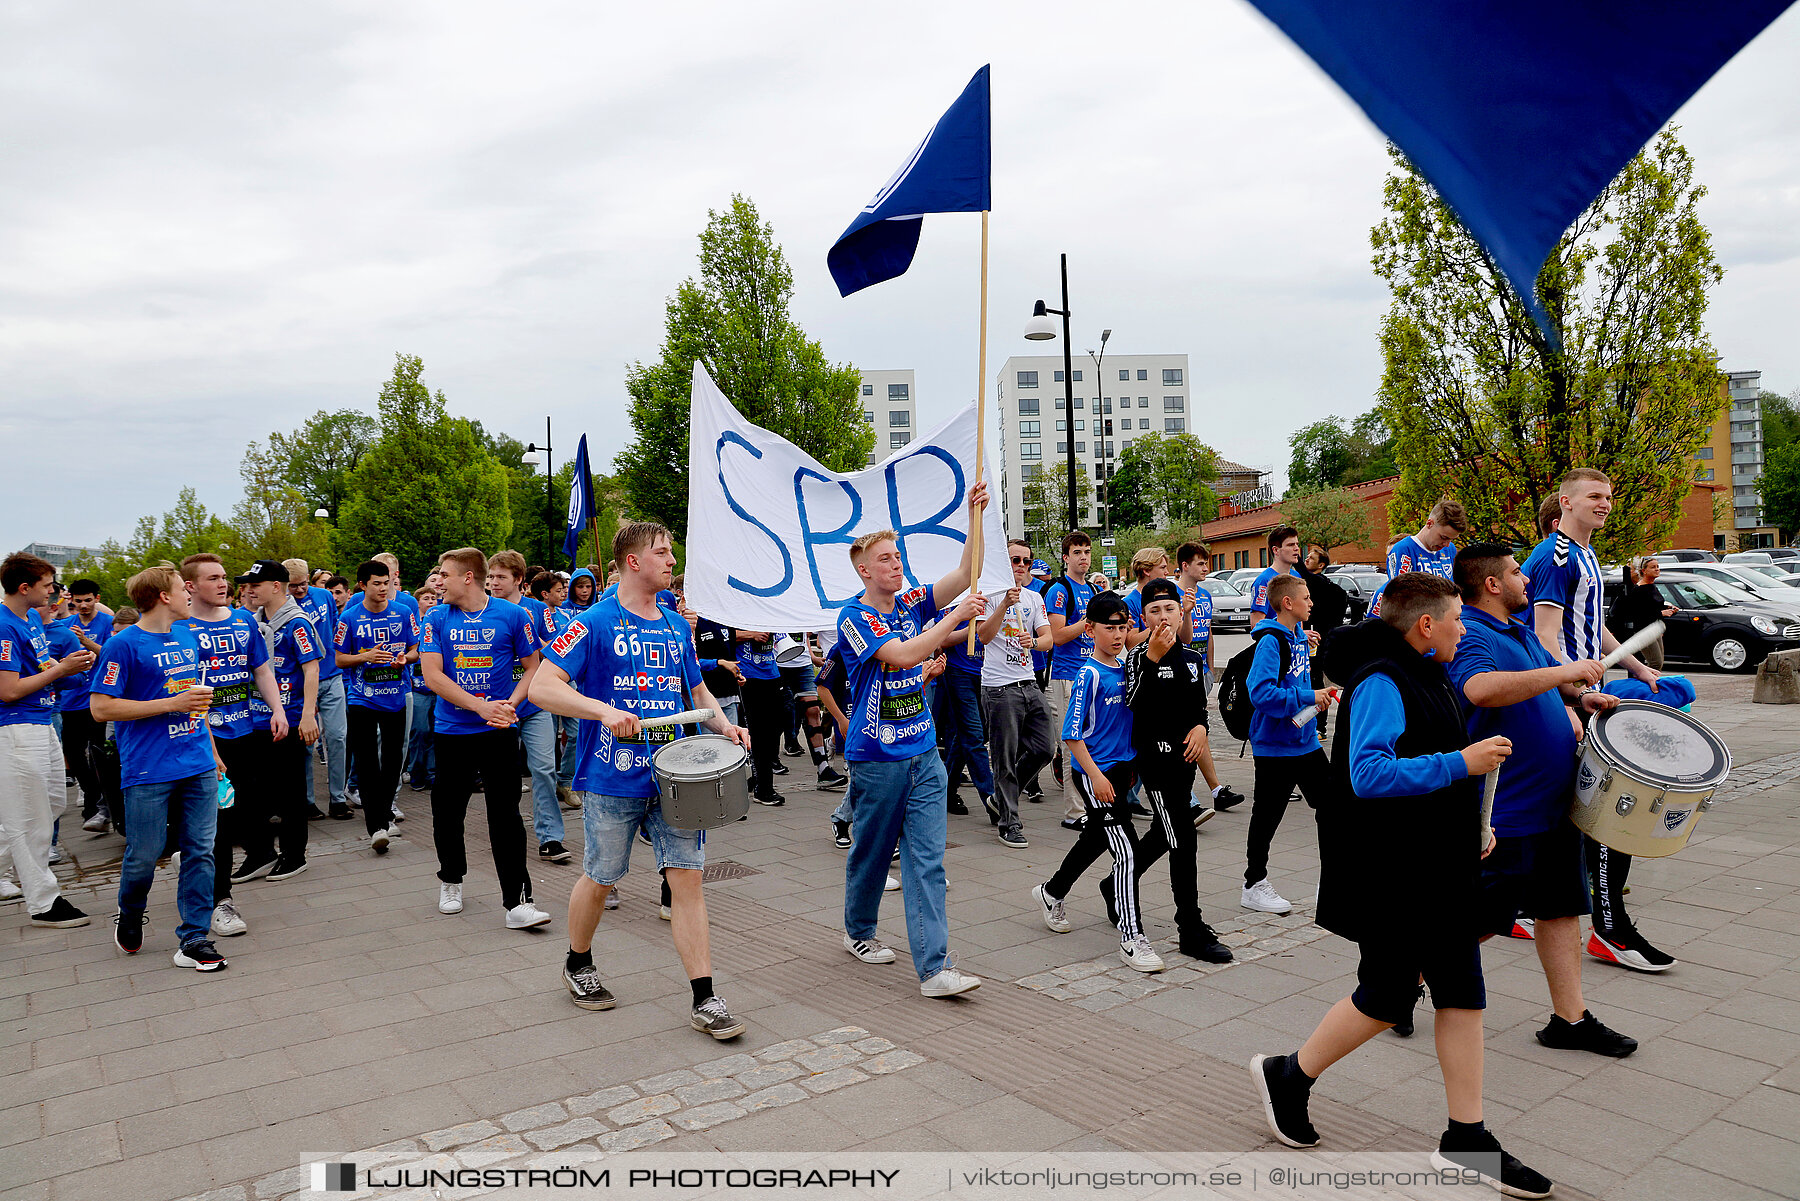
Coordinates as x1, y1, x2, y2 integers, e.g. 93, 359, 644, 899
1571, 700, 1730, 857
652, 735, 752, 830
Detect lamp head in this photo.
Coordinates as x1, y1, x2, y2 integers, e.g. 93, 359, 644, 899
521, 447, 542, 467
1023, 299, 1057, 341
314, 508, 329, 520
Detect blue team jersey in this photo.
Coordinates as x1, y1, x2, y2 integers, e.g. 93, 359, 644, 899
541, 596, 703, 798
944, 617, 983, 674
44, 621, 81, 712
91, 624, 216, 786
0, 606, 57, 726
1123, 587, 1146, 630
1045, 576, 1096, 680
1062, 658, 1133, 774
1250, 565, 1299, 618
1387, 535, 1457, 581
837, 585, 943, 762
335, 598, 419, 713
1522, 532, 1604, 662
737, 636, 781, 681
253, 609, 324, 729
1028, 579, 1052, 672
1187, 583, 1214, 671
187, 610, 269, 739
61, 612, 112, 710
293, 586, 342, 681
421, 598, 539, 736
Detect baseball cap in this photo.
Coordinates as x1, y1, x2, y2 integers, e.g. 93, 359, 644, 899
1085, 592, 1131, 626
1141, 577, 1183, 607
1030, 559, 1051, 578
234, 559, 290, 586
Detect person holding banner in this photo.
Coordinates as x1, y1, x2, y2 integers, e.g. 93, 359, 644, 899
836, 484, 991, 998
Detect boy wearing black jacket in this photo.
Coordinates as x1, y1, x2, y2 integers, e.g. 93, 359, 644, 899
1249, 573, 1552, 1199
1115, 578, 1232, 963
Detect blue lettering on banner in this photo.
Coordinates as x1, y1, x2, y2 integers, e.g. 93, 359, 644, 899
795, 467, 866, 610
716, 432, 794, 597
884, 446, 966, 589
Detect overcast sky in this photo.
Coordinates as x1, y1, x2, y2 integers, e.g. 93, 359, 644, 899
5, 2, 1797, 557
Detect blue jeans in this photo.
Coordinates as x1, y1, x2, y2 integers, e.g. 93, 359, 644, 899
304, 674, 349, 808
119, 772, 216, 947
933, 667, 994, 797
406, 691, 436, 783
843, 751, 951, 982
555, 714, 579, 788
518, 709, 563, 845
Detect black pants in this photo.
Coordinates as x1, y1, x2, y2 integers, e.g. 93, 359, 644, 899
1046, 762, 1144, 940
240, 727, 310, 868
1585, 835, 1633, 936
211, 731, 278, 901
741, 677, 784, 795
432, 729, 532, 908
60, 707, 105, 813
347, 706, 403, 834
1246, 749, 1332, 888
1133, 753, 1204, 933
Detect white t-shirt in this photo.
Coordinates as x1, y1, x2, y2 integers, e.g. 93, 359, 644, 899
981, 588, 1051, 688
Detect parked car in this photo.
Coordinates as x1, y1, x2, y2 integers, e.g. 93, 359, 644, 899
1764, 548, 1800, 565
1736, 562, 1800, 590
1724, 551, 1775, 566
1659, 562, 1800, 618
1200, 575, 1254, 631
1214, 568, 1258, 588
1654, 573, 1800, 671
1655, 548, 1717, 563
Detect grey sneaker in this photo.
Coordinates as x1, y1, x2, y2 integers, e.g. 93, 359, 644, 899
998, 826, 1028, 849
843, 932, 897, 963
210, 899, 248, 938
920, 966, 981, 997
691, 995, 746, 1040
562, 962, 616, 1010
1032, 883, 1072, 933
604, 887, 621, 911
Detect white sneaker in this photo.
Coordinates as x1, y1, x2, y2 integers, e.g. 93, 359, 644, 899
370, 828, 390, 854
438, 882, 464, 914
391, 804, 404, 822
0, 879, 25, 904
210, 899, 248, 937
843, 932, 897, 963
48, 845, 64, 866
82, 813, 110, 833
920, 967, 981, 997
884, 875, 900, 892
1241, 878, 1292, 915
604, 887, 621, 910
506, 901, 553, 930
659, 904, 672, 921
1032, 883, 1072, 933
1119, 935, 1165, 973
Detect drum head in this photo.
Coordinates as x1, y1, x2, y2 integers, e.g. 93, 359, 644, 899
653, 734, 746, 781
1590, 700, 1729, 790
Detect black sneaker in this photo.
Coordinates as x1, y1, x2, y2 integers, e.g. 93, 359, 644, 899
1060, 815, 1086, 832
410, 777, 430, 793
1392, 984, 1426, 1038
1248, 1053, 1319, 1148
230, 854, 278, 883
979, 793, 1001, 825
998, 827, 1028, 849
173, 940, 229, 972
753, 791, 786, 807
1022, 784, 1044, 804
329, 803, 354, 821
771, 761, 789, 776
539, 841, 573, 864
782, 738, 803, 758
833, 820, 853, 849
1536, 1009, 1637, 1058
1099, 875, 1120, 928
29, 897, 90, 929
1431, 1126, 1553, 1199
946, 794, 968, 816
305, 805, 328, 821
1214, 785, 1246, 811
267, 858, 309, 882
817, 765, 849, 791
562, 961, 616, 1010
113, 909, 146, 953
1179, 922, 1233, 964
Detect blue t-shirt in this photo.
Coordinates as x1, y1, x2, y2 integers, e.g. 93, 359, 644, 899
1062, 657, 1132, 774
1444, 605, 1577, 836
187, 610, 270, 740
944, 618, 983, 675
91, 624, 216, 787
837, 585, 943, 762
253, 608, 325, 729
1187, 583, 1214, 672
0, 606, 57, 726
1123, 586, 1147, 630
294, 586, 342, 681
1028, 579, 1052, 673
1250, 564, 1299, 618
335, 598, 419, 713
421, 597, 539, 736
737, 635, 781, 681
43, 620, 82, 712
1522, 532, 1604, 663
541, 596, 704, 798
1045, 576, 1096, 680
1387, 535, 1456, 581
60, 612, 112, 711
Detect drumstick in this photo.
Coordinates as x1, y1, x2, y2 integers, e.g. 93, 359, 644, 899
1479, 766, 1500, 853
638, 708, 717, 729
1601, 620, 1665, 670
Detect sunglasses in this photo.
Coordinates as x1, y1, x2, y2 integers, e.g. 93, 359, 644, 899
1009, 556, 1031, 565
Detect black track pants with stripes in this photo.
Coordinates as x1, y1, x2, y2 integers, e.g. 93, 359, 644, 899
1044, 762, 1145, 941
1133, 753, 1205, 934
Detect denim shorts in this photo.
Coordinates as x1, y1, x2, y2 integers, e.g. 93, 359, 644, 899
578, 791, 705, 885
781, 662, 817, 697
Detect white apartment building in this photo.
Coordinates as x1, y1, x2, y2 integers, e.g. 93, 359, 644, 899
1726, 368, 1782, 548
858, 369, 918, 465
993, 353, 1192, 540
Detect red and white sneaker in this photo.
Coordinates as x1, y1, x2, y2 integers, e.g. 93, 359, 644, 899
1507, 918, 1536, 940
1587, 927, 1676, 973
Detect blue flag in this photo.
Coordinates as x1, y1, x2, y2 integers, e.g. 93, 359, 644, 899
828, 65, 991, 297
1245, 0, 1793, 340
563, 434, 593, 566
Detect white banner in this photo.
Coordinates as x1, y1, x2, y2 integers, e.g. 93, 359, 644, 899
684, 361, 1010, 632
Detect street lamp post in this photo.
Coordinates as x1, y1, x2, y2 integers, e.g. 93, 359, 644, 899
1087, 331, 1113, 536
521, 417, 554, 566
1024, 254, 1081, 534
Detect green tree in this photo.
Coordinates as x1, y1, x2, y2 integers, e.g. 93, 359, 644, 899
1760, 389, 1799, 456
230, 440, 335, 576
1108, 433, 1220, 529
616, 195, 872, 536
268, 408, 379, 521
1102, 461, 1155, 530
1281, 485, 1374, 555
336, 354, 513, 582
1761, 442, 1800, 541
1374, 129, 1724, 558
1286, 409, 1398, 494
1021, 464, 1093, 548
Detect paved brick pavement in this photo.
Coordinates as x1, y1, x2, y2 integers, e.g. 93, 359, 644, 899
5, 678, 1798, 1201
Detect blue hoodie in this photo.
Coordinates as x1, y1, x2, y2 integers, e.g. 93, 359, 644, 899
563, 568, 597, 612
1247, 617, 1316, 755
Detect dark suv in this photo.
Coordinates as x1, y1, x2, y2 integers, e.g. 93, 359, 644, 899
1654, 573, 1800, 671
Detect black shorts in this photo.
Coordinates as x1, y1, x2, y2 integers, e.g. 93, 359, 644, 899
1351, 936, 1486, 1024
1477, 819, 1591, 936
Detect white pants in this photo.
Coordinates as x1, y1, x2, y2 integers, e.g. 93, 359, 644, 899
0, 723, 67, 913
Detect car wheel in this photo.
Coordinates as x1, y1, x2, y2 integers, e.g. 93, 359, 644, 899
1707, 634, 1751, 672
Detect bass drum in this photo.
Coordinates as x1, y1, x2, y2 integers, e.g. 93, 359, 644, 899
1571, 700, 1730, 857
652, 734, 752, 830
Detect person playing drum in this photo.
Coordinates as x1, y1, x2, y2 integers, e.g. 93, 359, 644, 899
1447, 544, 1639, 1058
530, 521, 752, 1041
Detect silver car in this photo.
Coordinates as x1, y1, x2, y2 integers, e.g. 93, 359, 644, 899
1201, 575, 1254, 631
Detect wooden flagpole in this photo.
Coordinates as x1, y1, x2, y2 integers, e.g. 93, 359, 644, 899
968, 209, 990, 654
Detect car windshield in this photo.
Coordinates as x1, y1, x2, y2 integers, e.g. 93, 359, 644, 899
1202, 577, 1243, 597
1744, 564, 1800, 587
1659, 580, 1727, 609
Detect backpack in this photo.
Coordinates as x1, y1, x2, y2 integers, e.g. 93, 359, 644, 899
1217, 626, 1291, 742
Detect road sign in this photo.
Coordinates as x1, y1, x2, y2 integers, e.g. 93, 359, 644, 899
1101, 555, 1118, 573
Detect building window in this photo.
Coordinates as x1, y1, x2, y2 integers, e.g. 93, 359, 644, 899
1020, 442, 1041, 459
1138, 417, 1149, 429
1017, 397, 1039, 415
861, 384, 873, 396
1017, 371, 1038, 388
1164, 418, 1185, 433
890, 411, 910, 427
1056, 442, 1068, 454
1055, 419, 1066, 432
1021, 463, 1042, 480
1694, 447, 1713, 459
1073, 397, 1084, 410
1073, 419, 1084, 431
1053, 370, 1063, 382
890, 432, 911, 449
1163, 368, 1183, 386
1259, 548, 1269, 567
1072, 369, 1082, 382
1075, 442, 1086, 453
1697, 468, 1715, 481
1163, 395, 1184, 411
888, 383, 909, 401
1020, 420, 1040, 436
1118, 369, 1129, 381
1137, 369, 1148, 380
1101, 398, 1113, 413
863, 410, 875, 423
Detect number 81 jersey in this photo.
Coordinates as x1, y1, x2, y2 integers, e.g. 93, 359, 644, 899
836, 585, 943, 763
